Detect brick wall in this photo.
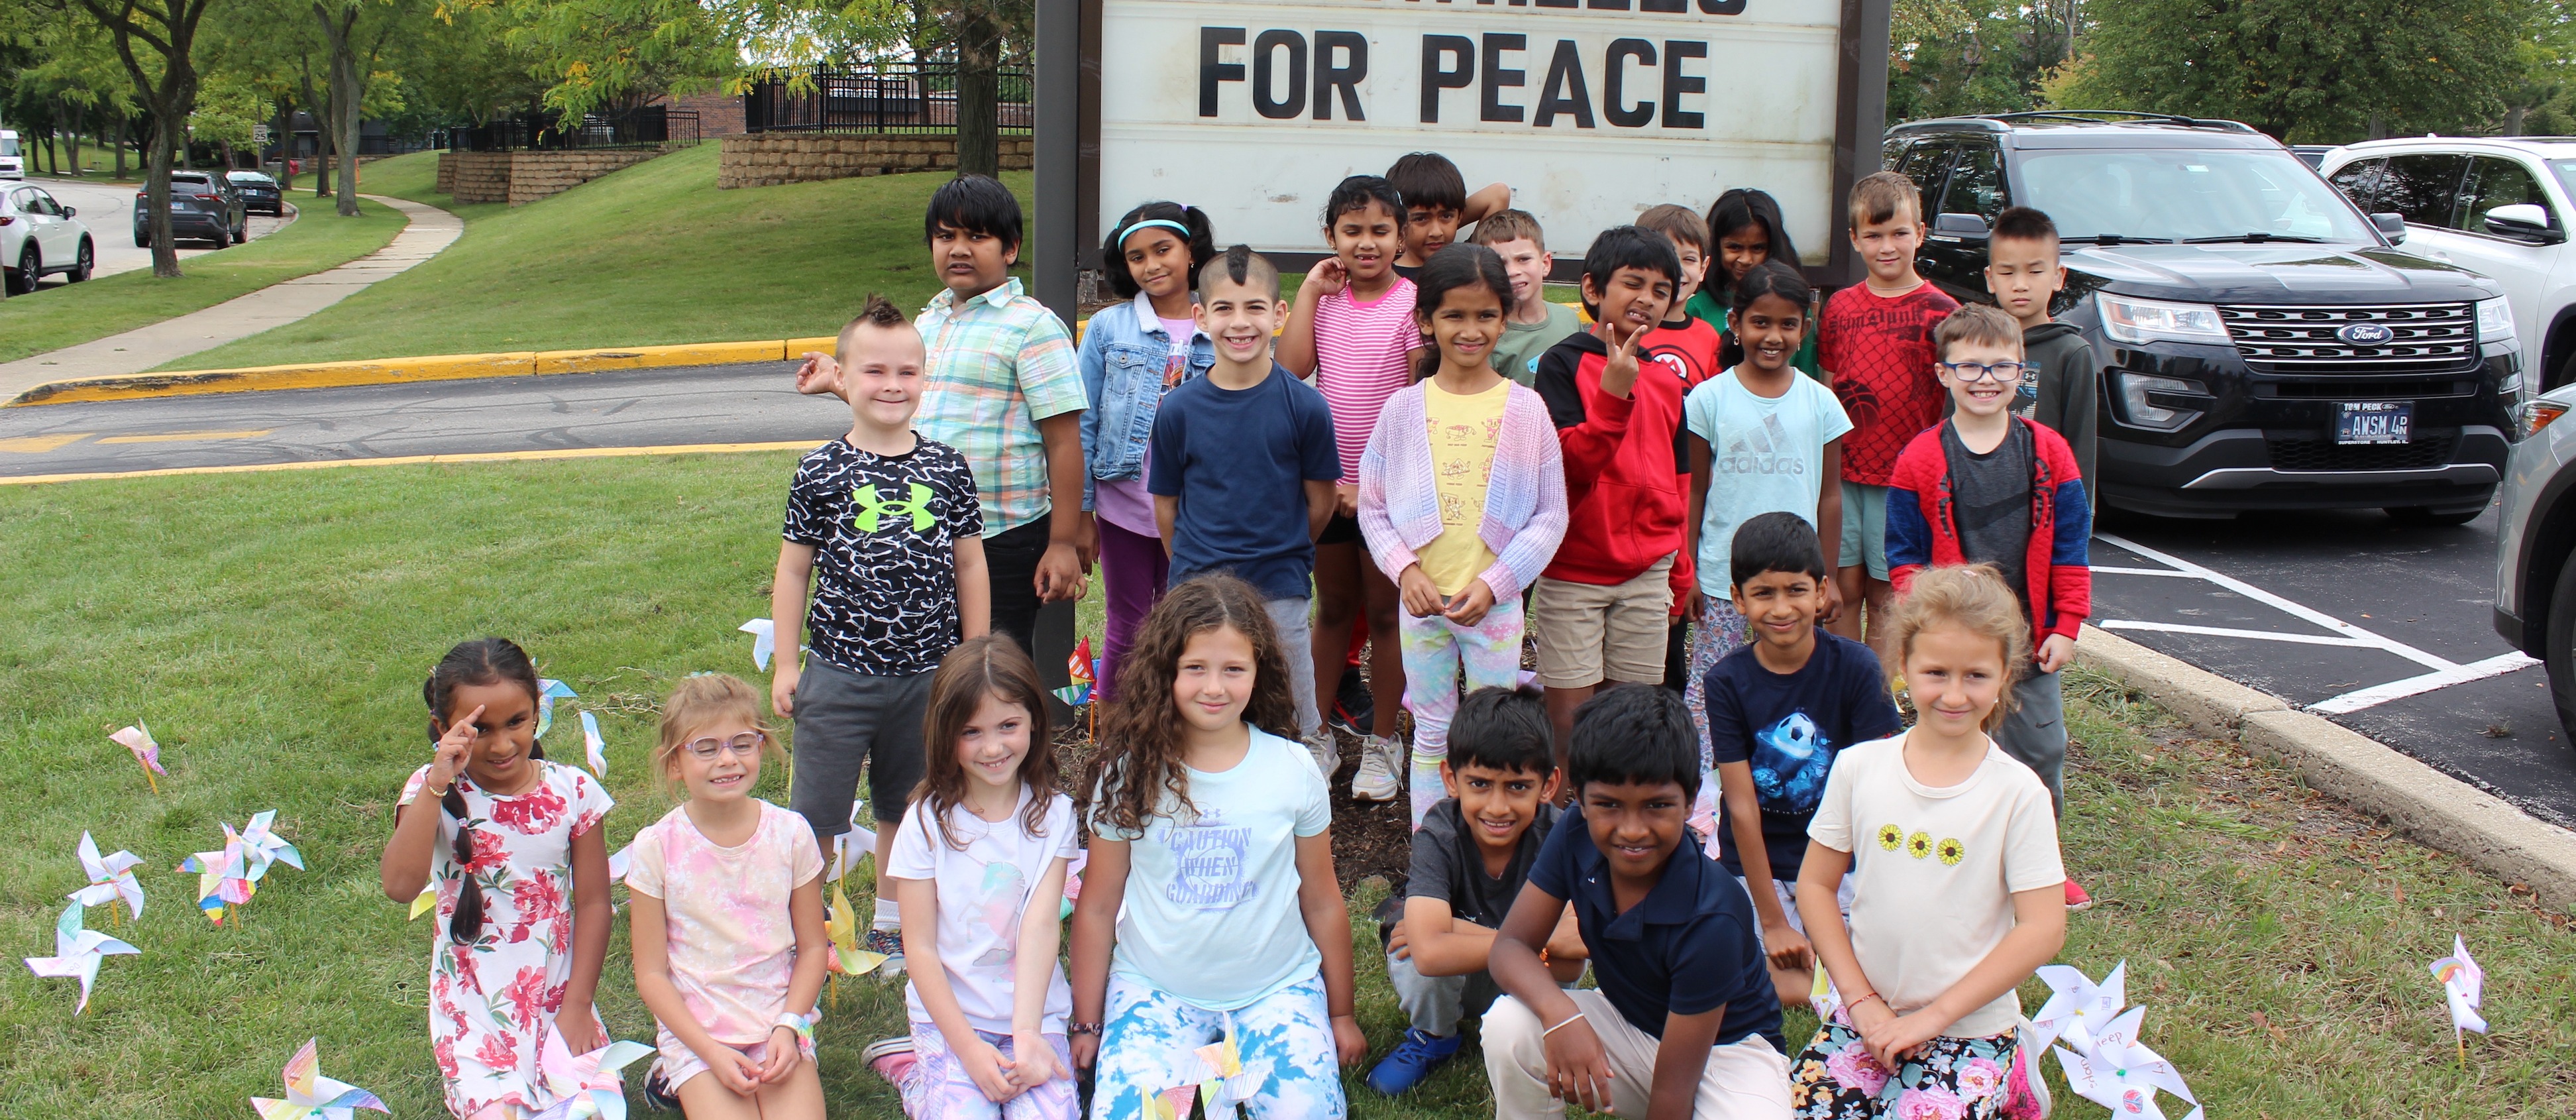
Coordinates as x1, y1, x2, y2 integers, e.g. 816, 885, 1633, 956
650, 91, 747, 137
443, 152, 512, 203
436, 149, 660, 205
717, 134, 1032, 189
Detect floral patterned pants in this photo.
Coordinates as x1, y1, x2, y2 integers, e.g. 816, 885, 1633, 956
1397, 596, 1527, 828
1788, 1017, 2015, 1120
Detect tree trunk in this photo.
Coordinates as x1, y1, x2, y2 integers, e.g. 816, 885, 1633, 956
955, 10, 1001, 178
2504, 104, 2529, 137
114, 116, 127, 179
146, 112, 180, 276
315, 2, 366, 216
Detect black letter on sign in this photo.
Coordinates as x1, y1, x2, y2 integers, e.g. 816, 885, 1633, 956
1254, 30, 1309, 119
1533, 0, 1576, 8
1604, 39, 1655, 127
1585, 0, 1629, 9
1534, 40, 1595, 128
1422, 35, 1474, 123
1639, 0, 1685, 10
1664, 40, 1708, 129
1697, 0, 1748, 13
1314, 31, 1368, 121
1480, 34, 1527, 123
1201, 27, 1246, 117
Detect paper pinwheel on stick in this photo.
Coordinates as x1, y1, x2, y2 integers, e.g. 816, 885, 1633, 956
2054, 1007, 2202, 1120
741, 618, 778, 671
824, 879, 891, 1007
1053, 638, 1101, 739
535, 679, 578, 739
241, 810, 304, 880
2430, 935, 2487, 1065
250, 1038, 388, 1120
25, 901, 138, 1015
111, 722, 167, 794
526, 1026, 655, 1120
181, 811, 303, 924
2030, 960, 2128, 1052
826, 812, 879, 884
580, 710, 610, 779
70, 832, 145, 924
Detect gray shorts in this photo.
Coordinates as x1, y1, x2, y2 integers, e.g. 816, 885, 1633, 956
788, 655, 931, 836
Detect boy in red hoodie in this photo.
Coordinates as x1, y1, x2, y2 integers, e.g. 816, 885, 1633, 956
1886, 302, 2095, 910
1531, 227, 1689, 754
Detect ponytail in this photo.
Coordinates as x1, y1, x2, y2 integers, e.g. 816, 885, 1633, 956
1104, 201, 1219, 299
421, 637, 544, 945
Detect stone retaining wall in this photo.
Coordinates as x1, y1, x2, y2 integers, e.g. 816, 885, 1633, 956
435, 149, 663, 205
717, 134, 1032, 189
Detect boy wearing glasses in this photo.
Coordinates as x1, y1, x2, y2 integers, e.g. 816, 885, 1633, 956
1886, 302, 2092, 891
774, 294, 991, 969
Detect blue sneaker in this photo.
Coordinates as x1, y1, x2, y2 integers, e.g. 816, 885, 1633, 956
1365, 1028, 1464, 1095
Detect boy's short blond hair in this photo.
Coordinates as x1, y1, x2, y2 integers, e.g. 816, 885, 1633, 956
1935, 303, 2024, 360
1849, 170, 1923, 230
837, 293, 916, 363
1472, 208, 1548, 252
1637, 203, 1710, 253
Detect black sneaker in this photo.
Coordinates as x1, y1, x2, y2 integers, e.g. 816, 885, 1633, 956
641, 1070, 682, 1112
1332, 664, 1373, 734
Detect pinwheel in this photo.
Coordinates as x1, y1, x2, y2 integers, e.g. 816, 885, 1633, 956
179, 821, 255, 923
2029, 960, 2127, 1052
249, 1038, 388, 1120
580, 710, 610, 779
69, 832, 145, 923
825, 878, 890, 1005
239, 810, 305, 881
111, 722, 167, 794
536, 679, 578, 738
2053, 1007, 2202, 1120
24, 901, 138, 1015
2430, 935, 2487, 1064
740, 618, 778, 671
526, 1027, 655, 1120
1052, 638, 1096, 708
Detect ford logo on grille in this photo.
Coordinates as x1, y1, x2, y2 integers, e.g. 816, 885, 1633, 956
2337, 322, 2395, 345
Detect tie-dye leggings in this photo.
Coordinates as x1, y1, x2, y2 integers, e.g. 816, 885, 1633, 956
1087, 972, 1346, 1119
901, 1023, 1078, 1119
1396, 596, 1528, 828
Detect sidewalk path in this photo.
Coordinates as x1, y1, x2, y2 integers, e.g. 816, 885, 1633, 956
0, 194, 462, 402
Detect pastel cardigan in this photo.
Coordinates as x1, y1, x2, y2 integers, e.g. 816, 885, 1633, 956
1356, 380, 1568, 602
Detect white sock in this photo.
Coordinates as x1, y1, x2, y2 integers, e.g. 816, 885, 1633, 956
873, 897, 900, 930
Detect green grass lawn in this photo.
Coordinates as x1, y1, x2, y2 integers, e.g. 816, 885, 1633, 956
4, 454, 2572, 1116
0, 196, 405, 366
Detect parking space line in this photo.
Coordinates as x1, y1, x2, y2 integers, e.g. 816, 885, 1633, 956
2093, 531, 2540, 713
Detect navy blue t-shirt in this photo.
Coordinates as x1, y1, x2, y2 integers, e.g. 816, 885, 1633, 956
1146, 366, 1340, 600
1703, 631, 1903, 881
1525, 805, 1782, 1048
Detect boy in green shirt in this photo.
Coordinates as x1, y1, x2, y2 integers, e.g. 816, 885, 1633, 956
1474, 209, 1583, 386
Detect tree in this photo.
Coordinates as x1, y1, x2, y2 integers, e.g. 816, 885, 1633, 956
2060, 0, 2530, 141
309, 0, 420, 215
1887, 0, 2075, 122
52, 0, 224, 277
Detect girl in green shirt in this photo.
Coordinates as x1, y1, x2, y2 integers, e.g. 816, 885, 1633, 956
1690, 188, 1825, 382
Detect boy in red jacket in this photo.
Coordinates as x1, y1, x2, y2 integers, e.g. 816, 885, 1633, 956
1531, 227, 1688, 756
1885, 302, 2094, 909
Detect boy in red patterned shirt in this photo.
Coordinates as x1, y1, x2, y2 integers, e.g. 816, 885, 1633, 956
1817, 170, 1958, 665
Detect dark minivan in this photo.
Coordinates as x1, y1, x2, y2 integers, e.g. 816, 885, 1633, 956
1886, 111, 2522, 524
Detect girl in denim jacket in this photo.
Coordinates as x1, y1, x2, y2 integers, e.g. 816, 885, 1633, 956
1079, 201, 1218, 701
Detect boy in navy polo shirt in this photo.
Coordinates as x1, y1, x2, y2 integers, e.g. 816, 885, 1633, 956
1484, 685, 1788, 1119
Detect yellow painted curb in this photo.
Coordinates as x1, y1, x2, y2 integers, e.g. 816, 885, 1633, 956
0, 440, 818, 486
535, 340, 787, 376
11, 352, 539, 407
786, 336, 839, 356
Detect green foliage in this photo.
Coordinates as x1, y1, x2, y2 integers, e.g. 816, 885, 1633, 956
188, 73, 268, 146
1886, 0, 2074, 122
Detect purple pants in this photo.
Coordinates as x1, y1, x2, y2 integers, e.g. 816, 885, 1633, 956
1097, 518, 1168, 702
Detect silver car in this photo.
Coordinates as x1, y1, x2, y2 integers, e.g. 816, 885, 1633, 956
2493, 383, 2576, 735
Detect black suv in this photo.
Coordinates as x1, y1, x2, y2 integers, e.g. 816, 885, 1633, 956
1886, 112, 2522, 522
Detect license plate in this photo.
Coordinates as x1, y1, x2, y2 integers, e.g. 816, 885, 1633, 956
2337, 401, 2412, 445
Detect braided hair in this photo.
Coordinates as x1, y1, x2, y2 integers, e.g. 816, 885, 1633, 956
422, 637, 545, 945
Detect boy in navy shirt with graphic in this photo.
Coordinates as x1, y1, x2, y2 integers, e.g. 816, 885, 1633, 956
1703, 512, 1902, 1010
1485, 685, 1788, 1119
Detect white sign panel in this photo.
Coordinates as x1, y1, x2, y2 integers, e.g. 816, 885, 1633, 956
1099, 0, 1849, 264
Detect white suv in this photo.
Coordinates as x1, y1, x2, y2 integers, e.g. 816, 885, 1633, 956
2321, 137, 2576, 392
0, 130, 21, 180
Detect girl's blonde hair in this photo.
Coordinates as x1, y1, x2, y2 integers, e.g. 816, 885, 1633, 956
655, 673, 781, 790
1887, 565, 2029, 732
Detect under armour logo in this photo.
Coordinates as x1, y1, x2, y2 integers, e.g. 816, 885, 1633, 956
853, 482, 937, 533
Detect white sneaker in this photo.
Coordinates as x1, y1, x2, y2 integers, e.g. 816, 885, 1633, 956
1303, 728, 1341, 781
1350, 734, 1405, 802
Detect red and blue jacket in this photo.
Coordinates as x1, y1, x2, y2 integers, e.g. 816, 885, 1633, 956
1885, 418, 2091, 647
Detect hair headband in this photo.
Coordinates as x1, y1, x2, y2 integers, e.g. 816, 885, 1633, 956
1116, 218, 1191, 246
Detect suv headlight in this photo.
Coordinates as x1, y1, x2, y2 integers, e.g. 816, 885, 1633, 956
2477, 297, 2519, 351
2098, 294, 2231, 345
2113, 371, 2210, 431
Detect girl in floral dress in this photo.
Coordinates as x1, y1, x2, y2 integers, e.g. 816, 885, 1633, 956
1786, 567, 2066, 1119
380, 638, 616, 1119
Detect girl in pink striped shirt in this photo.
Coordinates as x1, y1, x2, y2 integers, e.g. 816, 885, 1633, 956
1278, 174, 1423, 804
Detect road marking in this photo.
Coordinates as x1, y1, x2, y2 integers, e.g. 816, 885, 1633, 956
0, 433, 89, 453
0, 440, 817, 486
94, 429, 274, 444
2093, 531, 2538, 713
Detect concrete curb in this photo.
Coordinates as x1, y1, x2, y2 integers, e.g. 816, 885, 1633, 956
6, 339, 806, 407
2076, 624, 2576, 911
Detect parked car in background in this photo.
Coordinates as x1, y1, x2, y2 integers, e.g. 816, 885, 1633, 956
2492, 380, 2576, 738
134, 171, 247, 248
0, 130, 21, 180
2291, 144, 2337, 168
1886, 111, 2521, 524
3, 182, 95, 294
227, 170, 284, 216
2323, 138, 2576, 394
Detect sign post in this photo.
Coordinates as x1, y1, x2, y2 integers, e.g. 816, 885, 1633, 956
1040, 0, 1891, 294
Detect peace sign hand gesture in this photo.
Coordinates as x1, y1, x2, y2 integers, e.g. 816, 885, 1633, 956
1596, 320, 1647, 401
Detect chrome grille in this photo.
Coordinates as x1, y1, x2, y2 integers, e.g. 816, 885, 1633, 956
2220, 304, 2477, 374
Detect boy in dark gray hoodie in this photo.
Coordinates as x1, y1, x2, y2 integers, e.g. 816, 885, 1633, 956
1983, 206, 2099, 484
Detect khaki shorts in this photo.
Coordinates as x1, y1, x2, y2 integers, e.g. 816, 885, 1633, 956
1531, 557, 1674, 689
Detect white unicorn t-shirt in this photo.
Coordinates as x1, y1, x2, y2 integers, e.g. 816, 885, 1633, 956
888, 787, 1080, 1033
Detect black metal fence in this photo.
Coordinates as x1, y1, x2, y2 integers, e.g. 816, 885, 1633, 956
443, 107, 702, 152
744, 63, 1033, 134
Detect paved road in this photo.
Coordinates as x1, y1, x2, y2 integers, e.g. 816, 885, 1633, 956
25, 176, 293, 287
6, 361, 2573, 827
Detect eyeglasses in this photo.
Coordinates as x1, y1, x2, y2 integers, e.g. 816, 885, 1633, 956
1941, 361, 2029, 383
682, 732, 767, 759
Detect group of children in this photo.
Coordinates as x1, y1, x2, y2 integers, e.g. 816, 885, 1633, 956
380, 155, 2110, 1120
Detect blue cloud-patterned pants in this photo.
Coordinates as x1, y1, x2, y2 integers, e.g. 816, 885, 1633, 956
1087, 972, 1345, 1119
